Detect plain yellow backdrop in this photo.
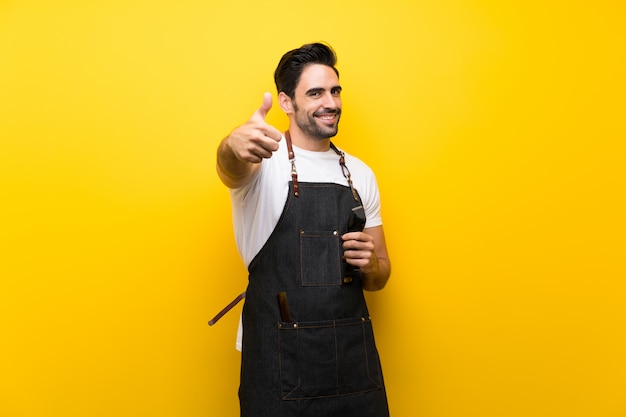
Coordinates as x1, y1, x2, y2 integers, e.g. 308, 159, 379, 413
1, 0, 625, 416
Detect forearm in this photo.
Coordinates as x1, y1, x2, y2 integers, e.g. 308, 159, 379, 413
216, 137, 255, 189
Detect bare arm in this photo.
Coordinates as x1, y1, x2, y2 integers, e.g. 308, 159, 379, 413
216, 93, 283, 189
342, 225, 391, 291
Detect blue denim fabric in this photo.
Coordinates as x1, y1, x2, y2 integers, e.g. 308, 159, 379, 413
239, 181, 389, 417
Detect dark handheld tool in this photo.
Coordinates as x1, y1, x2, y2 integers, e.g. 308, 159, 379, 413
344, 205, 366, 284
348, 205, 366, 233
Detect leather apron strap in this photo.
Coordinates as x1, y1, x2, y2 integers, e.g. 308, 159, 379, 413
208, 291, 246, 326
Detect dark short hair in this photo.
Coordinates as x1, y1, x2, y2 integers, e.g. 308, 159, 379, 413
274, 43, 339, 99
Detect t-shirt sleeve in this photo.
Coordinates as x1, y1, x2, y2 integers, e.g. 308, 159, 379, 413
361, 168, 383, 229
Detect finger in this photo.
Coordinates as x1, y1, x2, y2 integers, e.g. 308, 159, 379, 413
341, 231, 372, 242
260, 125, 283, 143
252, 140, 278, 159
343, 251, 370, 268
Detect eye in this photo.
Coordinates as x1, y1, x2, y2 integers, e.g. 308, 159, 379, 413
331, 88, 342, 96
306, 88, 328, 98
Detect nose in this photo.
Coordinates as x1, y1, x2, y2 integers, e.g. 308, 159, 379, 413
322, 91, 339, 108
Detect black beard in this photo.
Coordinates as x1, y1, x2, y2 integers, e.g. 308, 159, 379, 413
294, 107, 341, 140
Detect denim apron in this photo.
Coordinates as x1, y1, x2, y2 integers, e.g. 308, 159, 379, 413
239, 137, 389, 417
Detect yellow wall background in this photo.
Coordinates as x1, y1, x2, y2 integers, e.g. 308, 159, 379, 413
1, 1, 625, 416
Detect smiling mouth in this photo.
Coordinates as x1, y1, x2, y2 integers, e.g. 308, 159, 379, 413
314, 110, 340, 123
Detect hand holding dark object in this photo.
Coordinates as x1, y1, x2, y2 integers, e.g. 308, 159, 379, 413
341, 206, 366, 283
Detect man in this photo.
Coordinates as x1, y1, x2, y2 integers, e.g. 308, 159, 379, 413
216, 43, 391, 417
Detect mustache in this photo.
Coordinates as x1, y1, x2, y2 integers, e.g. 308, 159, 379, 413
313, 108, 341, 117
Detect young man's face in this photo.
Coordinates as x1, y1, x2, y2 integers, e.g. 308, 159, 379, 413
291, 64, 342, 140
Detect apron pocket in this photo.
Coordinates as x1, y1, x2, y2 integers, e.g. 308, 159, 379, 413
278, 316, 383, 400
299, 230, 342, 286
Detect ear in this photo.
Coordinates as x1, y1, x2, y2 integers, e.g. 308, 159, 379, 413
278, 92, 293, 114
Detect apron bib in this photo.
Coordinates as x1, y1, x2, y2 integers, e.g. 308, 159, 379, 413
239, 140, 389, 417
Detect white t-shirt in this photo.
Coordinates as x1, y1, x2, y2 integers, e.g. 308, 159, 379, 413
230, 137, 383, 350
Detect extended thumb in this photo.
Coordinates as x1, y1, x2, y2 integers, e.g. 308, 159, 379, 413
256, 92, 273, 119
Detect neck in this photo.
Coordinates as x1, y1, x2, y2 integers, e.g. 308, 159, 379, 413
286, 127, 331, 152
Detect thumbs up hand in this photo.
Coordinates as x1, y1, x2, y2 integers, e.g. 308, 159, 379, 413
227, 92, 283, 163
